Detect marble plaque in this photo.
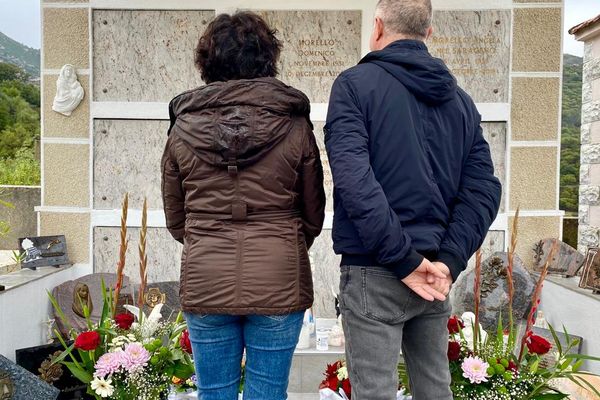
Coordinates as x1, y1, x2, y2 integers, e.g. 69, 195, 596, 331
430, 10, 511, 103
482, 122, 507, 212
94, 227, 183, 284
309, 230, 341, 318
258, 10, 361, 103
94, 120, 168, 209
313, 122, 333, 212
93, 10, 214, 102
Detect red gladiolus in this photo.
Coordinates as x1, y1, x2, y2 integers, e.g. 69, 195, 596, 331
447, 341, 462, 361
341, 379, 352, 398
74, 331, 101, 351
526, 333, 552, 355
180, 329, 193, 354
114, 313, 134, 330
447, 316, 465, 334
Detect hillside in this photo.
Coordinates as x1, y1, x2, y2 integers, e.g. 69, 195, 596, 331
560, 54, 583, 216
0, 32, 40, 77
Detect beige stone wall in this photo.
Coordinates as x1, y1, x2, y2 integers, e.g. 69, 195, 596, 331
577, 26, 600, 254
39, 0, 564, 286
40, 2, 91, 263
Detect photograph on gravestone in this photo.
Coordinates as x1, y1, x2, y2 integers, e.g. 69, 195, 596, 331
51, 273, 132, 337
580, 247, 600, 293
16, 343, 90, 400
0, 354, 60, 400
137, 281, 181, 319
533, 238, 585, 277
429, 10, 511, 103
17, 235, 68, 270
451, 252, 536, 330
256, 10, 361, 103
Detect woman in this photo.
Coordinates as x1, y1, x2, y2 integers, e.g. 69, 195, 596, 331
161, 11, 326, 400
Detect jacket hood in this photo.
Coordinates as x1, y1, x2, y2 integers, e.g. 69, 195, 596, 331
168, 77, 311, 168
360, 40, 457, 105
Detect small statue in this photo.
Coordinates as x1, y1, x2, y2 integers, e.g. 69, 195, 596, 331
72, 283, 93, 318
52, 64, 84, 116
144, 287, 166, 309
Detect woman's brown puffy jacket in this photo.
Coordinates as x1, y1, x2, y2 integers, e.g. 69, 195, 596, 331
161, 77, 326, 315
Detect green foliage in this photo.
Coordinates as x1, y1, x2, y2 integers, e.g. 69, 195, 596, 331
560, 55, 583, 216
0, 32, 40, 77
0, 62, 40, 185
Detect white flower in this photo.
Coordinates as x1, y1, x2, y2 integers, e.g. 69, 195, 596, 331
123, 304, 164, 339
91, 377, 114, 398
458, 312, 488, 350
337, 366, 348, 381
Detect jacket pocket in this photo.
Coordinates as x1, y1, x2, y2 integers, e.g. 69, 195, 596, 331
360, 267, 412, 324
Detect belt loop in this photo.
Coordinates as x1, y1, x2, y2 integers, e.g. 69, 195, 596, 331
228, 158, 238, 177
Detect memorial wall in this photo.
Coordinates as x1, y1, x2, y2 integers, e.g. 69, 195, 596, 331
40, 0, 564, 317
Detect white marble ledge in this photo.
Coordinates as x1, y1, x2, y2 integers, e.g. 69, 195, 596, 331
0, 264, 74, 292
544, 275, 600, 301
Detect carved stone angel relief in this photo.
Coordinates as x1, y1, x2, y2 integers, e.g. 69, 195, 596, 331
52, 64, 84, 116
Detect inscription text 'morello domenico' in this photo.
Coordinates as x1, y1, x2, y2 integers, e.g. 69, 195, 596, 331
285, 38, 350, 78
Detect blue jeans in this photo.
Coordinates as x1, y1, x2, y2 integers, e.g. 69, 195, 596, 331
184, 312, 304, 400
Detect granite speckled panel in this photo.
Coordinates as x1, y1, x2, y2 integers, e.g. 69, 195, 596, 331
94, 120, 168, 209
257, 10, 361, 103
94, 227, 182, 284
430, 10, 511, 103
313, 122, 333, 212
43, 74, 89, 138
40, 212, 90, 264
93, 10, 213, 102
482, 123, 507, 212
511, 77, 560, 141
309, 230, 341, 318
467, 230, 505, 269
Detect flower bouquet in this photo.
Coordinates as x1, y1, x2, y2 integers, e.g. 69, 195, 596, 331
47, 195, 195, 399
319, 360, 411, 400
439, 214, 600, 400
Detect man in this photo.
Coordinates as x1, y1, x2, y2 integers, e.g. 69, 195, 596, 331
324, 0, 502, 399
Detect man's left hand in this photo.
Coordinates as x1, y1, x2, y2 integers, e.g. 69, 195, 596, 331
431, 261, 453, 297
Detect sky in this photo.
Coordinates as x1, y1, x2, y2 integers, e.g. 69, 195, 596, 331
0, 0, 599, 55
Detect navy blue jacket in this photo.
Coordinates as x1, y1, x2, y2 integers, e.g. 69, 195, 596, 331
324, 40, 502, 281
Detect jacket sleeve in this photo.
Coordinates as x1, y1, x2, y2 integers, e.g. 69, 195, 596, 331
299, 124, 326, 249
325, 75, 424, 279
436, 110, 502, 281
161, 134, 186, 244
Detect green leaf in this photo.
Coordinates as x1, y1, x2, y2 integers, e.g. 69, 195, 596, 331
172, 361, 195, 380
548, 323, 563, 356
530, 358, 540, 373
63, 361, 93, 384
50, 343, 75, 366
563, 353, 600, 363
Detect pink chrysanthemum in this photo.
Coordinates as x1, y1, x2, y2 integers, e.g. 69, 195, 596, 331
94, 352, 123, 378
121, 343, 150, 372
461, 356, 489, 384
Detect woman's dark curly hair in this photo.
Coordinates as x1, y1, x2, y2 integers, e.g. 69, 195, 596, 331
195, 12, 282, 83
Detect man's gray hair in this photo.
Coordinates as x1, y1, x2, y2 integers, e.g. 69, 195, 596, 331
376, 0, 433, 39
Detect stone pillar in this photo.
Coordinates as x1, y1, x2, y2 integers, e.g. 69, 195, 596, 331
509, 1, 563, 265
572, 19, 600, 254
40, 2, 91, 265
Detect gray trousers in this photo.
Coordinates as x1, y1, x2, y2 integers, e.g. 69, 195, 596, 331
338, 266, 453, 400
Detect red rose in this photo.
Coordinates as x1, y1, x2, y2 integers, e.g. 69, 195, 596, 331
74, 331, 101, 351
180, 329, 193, 354
526, 334, 552, 355
447, 316, 465, 334
114, 313, 135, 330
325, 362, 339, 378
341, 379, 351, 398
507, 360, 518, 372
447, 341, 462, 361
